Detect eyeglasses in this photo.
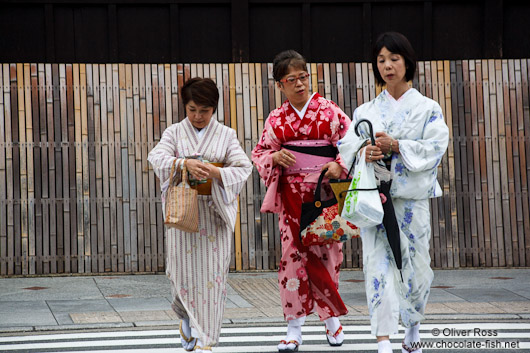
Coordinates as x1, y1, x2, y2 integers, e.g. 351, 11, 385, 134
279, 73, 310, 85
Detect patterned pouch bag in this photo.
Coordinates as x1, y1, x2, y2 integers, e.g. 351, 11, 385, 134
300, 169, 359, 246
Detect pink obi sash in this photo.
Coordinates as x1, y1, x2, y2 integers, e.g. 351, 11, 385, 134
282, 140, 337, 175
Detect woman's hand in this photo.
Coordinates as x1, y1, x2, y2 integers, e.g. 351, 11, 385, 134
322, 161, 343, 179
362, 143, 383, 163
184, 159, 210, 180
203, 163, 222, 180
375, 131, 398, 155
272, 149, 296, 168
185, 159, 222, 180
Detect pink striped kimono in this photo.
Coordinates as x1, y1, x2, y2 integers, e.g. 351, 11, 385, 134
148, 118, 252, 346
252, 93, 352, 321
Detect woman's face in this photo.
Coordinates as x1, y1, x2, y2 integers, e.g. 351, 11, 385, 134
186, 100, 215, 129
277, 67, 310, 107
377, 47, 407, 85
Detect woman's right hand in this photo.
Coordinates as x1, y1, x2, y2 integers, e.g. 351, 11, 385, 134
362, 143, 383, 163
272, 149, 296, 168
184, 159, 210, 180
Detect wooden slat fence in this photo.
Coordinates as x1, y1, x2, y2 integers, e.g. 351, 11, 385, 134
0, 60, 529, 275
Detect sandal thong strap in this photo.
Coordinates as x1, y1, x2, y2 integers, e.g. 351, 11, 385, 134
179, 321, 193, 343
194, 345, 212, 351
326, 325, 343, 338
279, 340, 288, 345
402, 340, 420, 353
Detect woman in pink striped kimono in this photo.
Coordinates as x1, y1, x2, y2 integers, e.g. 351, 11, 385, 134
148, 78, 252, 353
252, 50, 353, 353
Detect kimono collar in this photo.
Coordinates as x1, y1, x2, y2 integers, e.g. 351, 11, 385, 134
282, 92, 322, 119
290, 92, 317, 119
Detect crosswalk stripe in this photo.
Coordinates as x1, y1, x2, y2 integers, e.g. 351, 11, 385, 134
0, 323, 528, 352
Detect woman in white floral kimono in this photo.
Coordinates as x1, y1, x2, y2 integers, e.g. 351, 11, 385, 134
148, 78, 252, 353
338, 32, 449, 353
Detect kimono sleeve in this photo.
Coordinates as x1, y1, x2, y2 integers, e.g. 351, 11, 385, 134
147, 124, 184, 193
213, 128, 253, 205
251, 117, 282, 187
329, 101, 352, 177
398, 106, 449, 173
337, 108, 367, 172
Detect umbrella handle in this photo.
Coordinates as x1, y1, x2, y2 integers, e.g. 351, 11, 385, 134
354, 119, 376, 146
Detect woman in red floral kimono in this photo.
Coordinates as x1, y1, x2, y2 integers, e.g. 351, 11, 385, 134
252, 50, 352, 353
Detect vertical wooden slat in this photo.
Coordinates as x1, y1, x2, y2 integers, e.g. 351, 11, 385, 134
81, 64, 90, 272
0, 66, 6, 275
508, 59, 522, 267
96, 64, 106, 272
452, 60, 465, 267
497, 60, 512, 266
66, 64, 78, 272
52, 64, 64, 273
18, 63, 29, 275
504, 60, 518, 267
489, 59, 503, 266
234, 63, 248, 270
465, 60, 480, 267
73, 64, 84, 273
139, 64, 150, 271
228, 63, 242, 271
128, 64, 138, 273
516, 60, 530, 266
248, 63, 261, 270
521, 60, 530, 264
482, 60, 496, 266
119, 63, 131, 272
107, 64, 119, 272
87, 64, 100, 273
8, 64, 22, 274
145, 64, 158, 271
133, 64, 144, 272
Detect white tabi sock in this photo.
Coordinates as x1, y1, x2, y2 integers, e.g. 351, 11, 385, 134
278, 316, 305, 351
324, 316, 344, 345
179, 318, 196, 350
378, 339, 394, 353
402, 323, 421, 353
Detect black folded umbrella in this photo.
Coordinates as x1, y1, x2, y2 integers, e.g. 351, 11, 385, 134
354, 119, 403, 280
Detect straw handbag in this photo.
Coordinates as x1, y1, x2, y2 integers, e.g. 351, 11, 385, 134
164, 160, 199, 233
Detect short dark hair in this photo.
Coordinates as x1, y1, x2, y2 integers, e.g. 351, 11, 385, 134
372, 32, 417, 86
181, 77, 219, 112
272, 50, 307, 82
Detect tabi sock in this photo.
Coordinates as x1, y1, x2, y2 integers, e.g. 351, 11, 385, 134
378, 339, 394, 353
324, 316, 344, 345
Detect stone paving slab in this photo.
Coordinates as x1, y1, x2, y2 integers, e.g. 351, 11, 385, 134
70, 312, 122, 324
446, 288, 528, 302
119, 310, 172, 322
443, 302, 507, 314
107, 297, 171, 312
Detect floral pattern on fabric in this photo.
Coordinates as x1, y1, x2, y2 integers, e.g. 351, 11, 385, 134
252, 93, 354, 321
338, 88, 449, 335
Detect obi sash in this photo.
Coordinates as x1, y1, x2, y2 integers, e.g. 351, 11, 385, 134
191, 162, 225, 195
281, 140, 338, 175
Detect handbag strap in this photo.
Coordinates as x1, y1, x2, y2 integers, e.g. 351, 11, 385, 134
313, 168, 328, 205
169, 159, 178, 187
344, 119, 377, 179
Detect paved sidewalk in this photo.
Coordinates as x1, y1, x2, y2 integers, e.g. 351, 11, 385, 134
0, 269, 529, 333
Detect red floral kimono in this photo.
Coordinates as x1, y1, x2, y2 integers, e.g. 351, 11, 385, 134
252, 93, 352, 321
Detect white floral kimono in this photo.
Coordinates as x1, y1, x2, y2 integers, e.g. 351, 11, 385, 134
338, 88, 449, 336
148, 118, 252, 346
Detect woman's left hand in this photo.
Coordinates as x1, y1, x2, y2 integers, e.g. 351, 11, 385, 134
321, 161, 343, 179
375, 131, 396, 154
